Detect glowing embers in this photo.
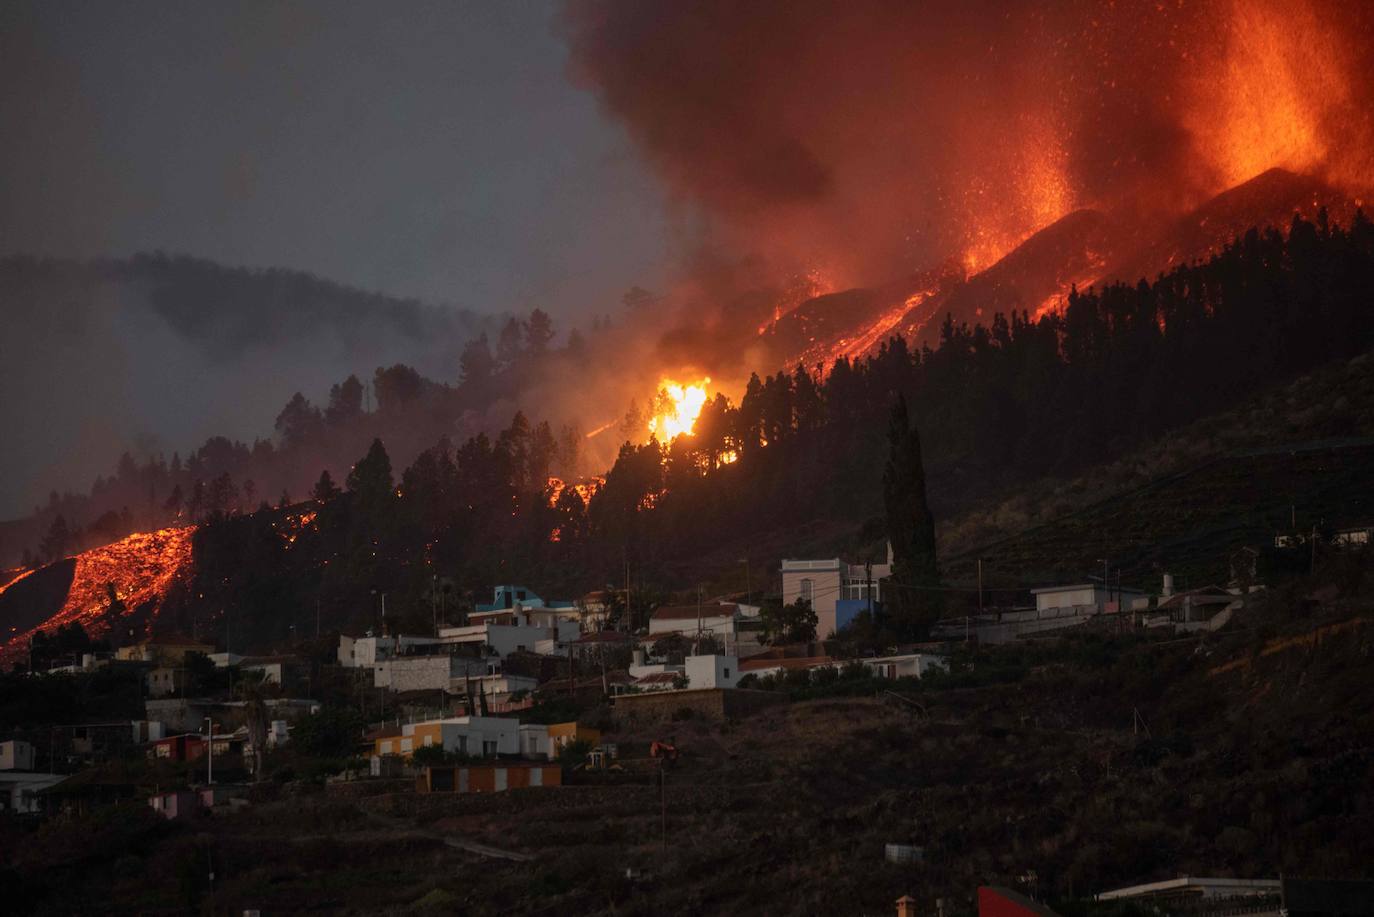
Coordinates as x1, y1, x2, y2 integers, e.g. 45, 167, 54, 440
647, 378, 710, 441
275, 510, 318, 546
545, 475, 604, 508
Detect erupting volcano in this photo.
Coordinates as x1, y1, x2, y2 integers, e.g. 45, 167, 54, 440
567, 0, 1374, 373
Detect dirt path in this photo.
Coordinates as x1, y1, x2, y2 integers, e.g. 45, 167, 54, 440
358, 806, 534, 862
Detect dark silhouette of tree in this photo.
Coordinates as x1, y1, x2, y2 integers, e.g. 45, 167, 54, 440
39, 514, 70, 563
883, 394, 938, 634
326, 374, 365, 424
274, 392, 322, 448
312, 470, 341, 502
459, 334, 495, 393
525, 308, 555, 355
347, 439, 394, 503
496, 317, 524, 369
760, 596, 818, 644
372, 364, 424, 412
164, 484, 184, 520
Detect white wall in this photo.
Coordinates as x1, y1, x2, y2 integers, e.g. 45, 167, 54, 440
519, 724, 551, 759
648, 614, 737, 638
864, 654, 948, 679
434, 717, 520, 756
684, 654, 741, 689
0, 740, 35, 771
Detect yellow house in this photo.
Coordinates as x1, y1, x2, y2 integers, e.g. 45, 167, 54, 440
547, 722, 600, 753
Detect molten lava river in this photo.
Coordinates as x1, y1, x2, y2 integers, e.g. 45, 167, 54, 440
0, 526, 196, 661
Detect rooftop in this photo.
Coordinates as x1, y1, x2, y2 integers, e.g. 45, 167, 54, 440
739, 655, 834, 673
651, 603, 739, 621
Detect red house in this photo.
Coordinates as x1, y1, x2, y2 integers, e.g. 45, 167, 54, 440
149, 734, 206, 763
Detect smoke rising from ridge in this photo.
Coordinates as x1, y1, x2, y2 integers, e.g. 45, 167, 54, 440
562, 0, 1374, 285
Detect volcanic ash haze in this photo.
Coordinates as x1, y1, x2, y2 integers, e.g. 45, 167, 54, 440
562, 0, 1374, 289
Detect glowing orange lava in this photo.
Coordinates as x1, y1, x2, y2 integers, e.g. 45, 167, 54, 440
1193, 0, 1365, 193
0, 526, 196, 662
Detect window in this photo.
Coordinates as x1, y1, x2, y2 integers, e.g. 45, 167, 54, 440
423, 735, 434, 747
483, 739, 498, 757
800, 579, 813, 603
723, 668, 731, 678
380, 740, 392, 755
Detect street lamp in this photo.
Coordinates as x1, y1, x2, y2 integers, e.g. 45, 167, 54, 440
739, 558, 751, 607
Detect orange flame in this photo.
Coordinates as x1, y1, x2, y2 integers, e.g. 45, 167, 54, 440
647, 378, 710, 441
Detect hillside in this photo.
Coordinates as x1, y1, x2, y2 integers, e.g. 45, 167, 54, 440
938, 350, 1374, 589
6, 571, 1371, 915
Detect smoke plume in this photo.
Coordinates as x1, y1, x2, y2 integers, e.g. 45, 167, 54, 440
562, 0, 1374, 285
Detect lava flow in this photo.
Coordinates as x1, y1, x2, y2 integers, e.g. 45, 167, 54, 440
1, 526, 196, 659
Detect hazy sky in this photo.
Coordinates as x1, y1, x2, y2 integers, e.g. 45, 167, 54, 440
0, 0, 671, 319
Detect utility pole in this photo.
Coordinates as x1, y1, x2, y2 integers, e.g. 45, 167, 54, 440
316, 597, 321, 640
741, 558, 751, 608
205, 717, 214, 785
978, 558, 984, 614
695, 584, 704, 655
431, 575, 438, 635
865, 560, 874, 620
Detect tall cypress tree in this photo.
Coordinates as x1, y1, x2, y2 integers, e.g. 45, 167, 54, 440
883, 394, 939, 634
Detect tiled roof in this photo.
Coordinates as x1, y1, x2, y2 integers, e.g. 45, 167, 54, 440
635, 672, 682, 685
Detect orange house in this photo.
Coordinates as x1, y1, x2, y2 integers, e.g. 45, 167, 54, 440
416, 763, 562, 793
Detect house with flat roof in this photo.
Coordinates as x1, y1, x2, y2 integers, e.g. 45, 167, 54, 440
648, 603, 740, 640
374, 715, 521, 759
781, 544, 892, 639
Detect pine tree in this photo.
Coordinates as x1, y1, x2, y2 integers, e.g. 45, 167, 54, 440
312, 470, 341, 502
347, 439, 394, 502
39, 514, 70, 563
883, 394, 939, 634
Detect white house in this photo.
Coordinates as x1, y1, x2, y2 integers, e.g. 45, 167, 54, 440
0, 739, 35, 771
208, 652, 245, 668
862, 653, 948, 680
0, 771, 62, 813
1031, 584, 1145, 615
519, 724, 551, 759
438, 618, 579, 658
781, 545, 892, 639
372, 654, 494, 692
648, 603, 740, 639
455, 673, 539, 707
684, 654, 741, 689
338, 634, 443, 668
